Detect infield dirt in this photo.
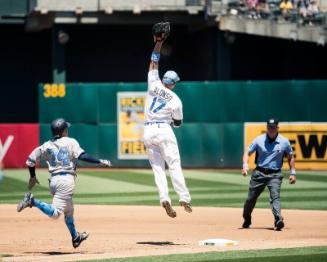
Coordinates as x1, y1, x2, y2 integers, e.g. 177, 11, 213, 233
1, 205, 326, 261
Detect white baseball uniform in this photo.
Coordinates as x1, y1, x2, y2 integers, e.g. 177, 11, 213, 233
26, 137, 84, 217
143, 69, 191, 205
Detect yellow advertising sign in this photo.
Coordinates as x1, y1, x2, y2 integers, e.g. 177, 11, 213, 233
244, 123, 327, 170
117, 92, 147, 159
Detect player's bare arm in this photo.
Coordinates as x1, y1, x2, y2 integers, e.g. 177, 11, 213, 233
287, 154, 296, 184
242, 151, 252, 176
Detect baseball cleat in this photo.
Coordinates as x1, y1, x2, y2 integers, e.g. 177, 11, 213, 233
72, 232, 89, 248
242, 218, 252, 228
162, 201, 176, 218
275, 219, 285, 231
17, 192, 33, 212
180, 201, 192, 213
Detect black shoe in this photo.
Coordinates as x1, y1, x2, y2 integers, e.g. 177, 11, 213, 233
275, 219, 284, 231
72, 232, 89, 248
242, 218, 251, 228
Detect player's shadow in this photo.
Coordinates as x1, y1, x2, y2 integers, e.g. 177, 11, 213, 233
24, 251, 87, 255
42, 251, 76, 255
238, 227, 275, 231
137, 241, 182, 246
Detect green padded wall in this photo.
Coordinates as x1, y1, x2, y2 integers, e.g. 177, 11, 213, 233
39, 80, 327, 167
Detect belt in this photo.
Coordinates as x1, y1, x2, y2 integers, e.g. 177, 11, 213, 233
255, 166, 281, 174
51, 172, 70, 177
144, 121, 167, 126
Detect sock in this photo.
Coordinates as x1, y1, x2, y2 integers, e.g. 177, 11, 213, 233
65, 216, 78, 239
32, 199, 55, 217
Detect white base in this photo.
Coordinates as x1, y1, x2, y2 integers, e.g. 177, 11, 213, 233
199, 238, 238, 247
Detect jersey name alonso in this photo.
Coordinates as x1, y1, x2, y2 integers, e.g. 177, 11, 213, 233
145, 69, 183, 123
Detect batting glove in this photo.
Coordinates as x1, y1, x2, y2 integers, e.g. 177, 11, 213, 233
28, 176, 40, 190
99, 159, 111, 167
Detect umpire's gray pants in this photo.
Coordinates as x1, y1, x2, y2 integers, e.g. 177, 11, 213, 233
243, 170, 283, 222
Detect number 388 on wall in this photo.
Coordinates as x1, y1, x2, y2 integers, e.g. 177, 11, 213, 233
43, 83, 66, 98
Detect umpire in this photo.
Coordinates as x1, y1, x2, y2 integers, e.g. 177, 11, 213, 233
242, 118, 296, 231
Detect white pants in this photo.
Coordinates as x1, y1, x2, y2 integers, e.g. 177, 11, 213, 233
143, 123, 191, 205
49, 175, 75, 217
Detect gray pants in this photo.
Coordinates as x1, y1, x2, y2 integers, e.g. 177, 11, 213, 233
243, 170, 283, 222
49, 174, 75, 218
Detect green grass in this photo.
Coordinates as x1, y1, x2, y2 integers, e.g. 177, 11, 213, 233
82, 246, 327, 262
1, 169, 326, 262
1, 169, 326, 210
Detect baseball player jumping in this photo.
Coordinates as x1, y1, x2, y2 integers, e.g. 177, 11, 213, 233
17, 118, 111, 248
143, 22, 192, 218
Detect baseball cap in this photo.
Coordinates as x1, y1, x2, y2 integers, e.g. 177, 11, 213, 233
162, 70, 180, 85
267, 118, 279, 127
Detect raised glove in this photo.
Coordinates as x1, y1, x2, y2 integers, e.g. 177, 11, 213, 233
99, 159, 111, 167
152, 21, 170, 42
28, 176, 40, 190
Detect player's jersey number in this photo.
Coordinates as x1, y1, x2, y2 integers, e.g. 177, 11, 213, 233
47, 147, 70, 167
150, 97, 166, 113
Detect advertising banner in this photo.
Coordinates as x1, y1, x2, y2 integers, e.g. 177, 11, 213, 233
0, 124, 39, 168
244, 123, 327, 170
117, 92, 147, 159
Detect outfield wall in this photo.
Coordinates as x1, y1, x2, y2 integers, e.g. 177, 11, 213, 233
36, 81, 327, 168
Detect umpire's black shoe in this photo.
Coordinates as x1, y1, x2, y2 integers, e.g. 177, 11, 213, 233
72, 232, 89, 248
242, 218, 252, 228
275, 219, 285, 231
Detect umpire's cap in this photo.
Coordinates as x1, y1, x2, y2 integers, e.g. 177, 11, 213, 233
163, 71, 180, 85
51, 118, 71, 138
267, 118, 279, 127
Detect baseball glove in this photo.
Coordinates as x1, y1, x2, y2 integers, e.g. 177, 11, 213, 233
152, 21, 170, 42
28, 176, 40, 190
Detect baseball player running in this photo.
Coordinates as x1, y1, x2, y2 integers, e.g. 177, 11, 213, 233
143, 22, 192, 218
17, 118, 111, 248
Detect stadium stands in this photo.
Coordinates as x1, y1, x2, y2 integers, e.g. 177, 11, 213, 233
207, 0, 326, 44
33, 0, 204, 14
0, 0, 325, 44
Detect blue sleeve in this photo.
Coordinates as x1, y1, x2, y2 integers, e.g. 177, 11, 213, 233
78, 153, 100, 164
248, 139, 258, 154
284, 140, 293, 156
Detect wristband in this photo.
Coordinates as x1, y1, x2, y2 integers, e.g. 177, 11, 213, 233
290, 169, 296, 176
151, 52, 160, 63
243, 163, 249, 170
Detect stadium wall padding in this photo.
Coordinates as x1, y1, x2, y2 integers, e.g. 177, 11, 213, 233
39, 80, 327, 167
